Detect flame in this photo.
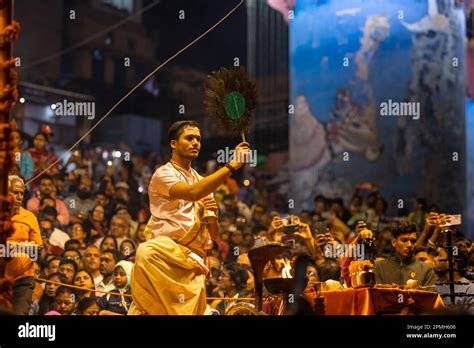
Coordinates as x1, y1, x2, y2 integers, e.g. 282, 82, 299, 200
281, 259, 292, 279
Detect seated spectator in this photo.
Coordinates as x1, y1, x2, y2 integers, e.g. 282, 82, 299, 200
330, 197, 351, 224
58, 259, 78, 284
227, 228, 246, 263
52, 172, 67, 199
27, 174, 69, 225
73, 269, 96, 300
11, 129, 34, 181
98, 260, 133, 315
96, 215, 130, 248
64, 239, 82, 251
317, 259, 341, 282
414, 246, 437, 267
39, 207, 70, 255
52, 286, 77, 315
96, 249, 121, 297
42, 257, 62, 278
374, 222, 436, 289
116, 208, 138, 240
27, 131, 59, 185
134, 222, 147, 245
313, 195, 328, 216
65, 175, 96, 224
306, 261, 319, 290
216, 263, 251, 315
83, 204, 107, 245
408, 198, 427, 231
63, 249, 83, 268
77, 297, 100, 316
435, 242, 474, 312
69, 223, 87, 249
119, 239, 137, 261
100, 236, 118, 252
29, 273, 68, 315
82, 246, 102, 286
219, 194, 252, 221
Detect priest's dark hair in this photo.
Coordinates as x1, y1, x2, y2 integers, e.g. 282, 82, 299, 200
167, 120, 200, 146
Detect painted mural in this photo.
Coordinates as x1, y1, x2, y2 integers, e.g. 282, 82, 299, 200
290, 0, 467, 231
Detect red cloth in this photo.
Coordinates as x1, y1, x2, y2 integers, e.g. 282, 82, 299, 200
27, 147, 59, 178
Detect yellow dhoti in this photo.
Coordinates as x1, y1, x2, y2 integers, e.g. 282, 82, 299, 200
129, 236, 208, 315
131, 162, 215, 315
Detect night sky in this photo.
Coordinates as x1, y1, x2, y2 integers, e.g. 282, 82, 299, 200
142, 0, 247, 72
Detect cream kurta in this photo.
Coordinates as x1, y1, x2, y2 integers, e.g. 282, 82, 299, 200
148, 162, 202, 240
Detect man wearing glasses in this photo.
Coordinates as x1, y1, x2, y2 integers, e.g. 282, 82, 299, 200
94, 215, 130, 248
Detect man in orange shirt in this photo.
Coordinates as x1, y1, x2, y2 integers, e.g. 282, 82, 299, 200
5, 175, 43, 315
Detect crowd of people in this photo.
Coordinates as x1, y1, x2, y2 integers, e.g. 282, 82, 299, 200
3, 127, 474, 315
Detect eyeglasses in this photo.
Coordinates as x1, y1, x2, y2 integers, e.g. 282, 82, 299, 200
66, 256, 80, 260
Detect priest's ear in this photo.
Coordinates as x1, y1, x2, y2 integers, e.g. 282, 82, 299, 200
170, 139, 177, 151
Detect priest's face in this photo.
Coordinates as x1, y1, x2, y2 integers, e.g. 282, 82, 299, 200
172, 126, 201, 160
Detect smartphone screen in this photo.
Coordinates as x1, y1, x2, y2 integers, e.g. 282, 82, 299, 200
314, 221, 327, 235
443, 214, 462, 226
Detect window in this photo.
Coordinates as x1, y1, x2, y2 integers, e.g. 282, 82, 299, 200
114, 57, 126, 87
91, 49, 104, 82
101, 0, 133, 13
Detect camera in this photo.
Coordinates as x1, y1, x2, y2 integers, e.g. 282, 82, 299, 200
281, 215, 300, 236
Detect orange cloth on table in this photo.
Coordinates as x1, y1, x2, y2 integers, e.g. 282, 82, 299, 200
305, 287, 444, 315
5, 207, 43, 282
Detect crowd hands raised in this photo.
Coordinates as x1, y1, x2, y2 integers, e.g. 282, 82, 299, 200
204, 182, 474, 315
4, 131, 474, 315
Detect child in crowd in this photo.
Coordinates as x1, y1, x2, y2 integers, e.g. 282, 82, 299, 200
98, 260, 133, 315
30, 273, 68, 315
51, 286, 77, 315
77, 297, 100, 315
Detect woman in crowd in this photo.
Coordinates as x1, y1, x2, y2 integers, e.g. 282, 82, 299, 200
27, 131, 59, 179
83, 204, 107, 245
119, 239, 137, 260
29, 273, 68, 315
99, 235, 118, 251
11, 130, 35, 181
73, 269, 96, 300
70, 223, 88, 250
